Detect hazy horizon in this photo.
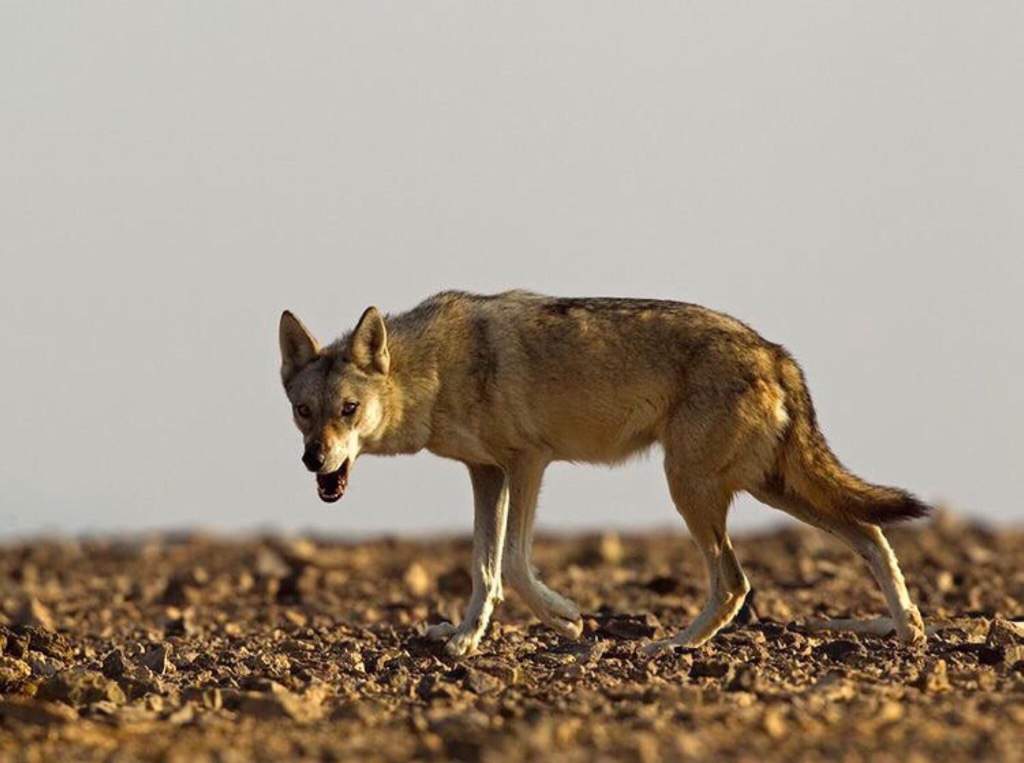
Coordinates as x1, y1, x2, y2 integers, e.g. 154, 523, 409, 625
2, 3, 1022, 539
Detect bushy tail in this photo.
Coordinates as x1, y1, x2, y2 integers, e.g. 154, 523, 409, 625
768, 349, 930, 526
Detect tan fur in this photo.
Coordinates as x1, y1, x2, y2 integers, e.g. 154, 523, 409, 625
279, 290, 929, 656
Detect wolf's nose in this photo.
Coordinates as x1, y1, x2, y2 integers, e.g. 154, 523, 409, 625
302, 442, 325, 472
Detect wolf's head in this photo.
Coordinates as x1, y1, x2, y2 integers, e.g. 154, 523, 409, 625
278, 307, 391, 503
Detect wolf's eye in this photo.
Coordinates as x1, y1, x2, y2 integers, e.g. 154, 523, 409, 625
341, 401, 359, 417
295, 404, 312, 419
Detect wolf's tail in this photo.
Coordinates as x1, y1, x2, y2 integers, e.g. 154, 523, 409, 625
766, 349, 930, 526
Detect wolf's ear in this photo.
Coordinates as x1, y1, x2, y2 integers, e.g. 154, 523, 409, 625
349, 306, 390, 375
279, 311, 320, 384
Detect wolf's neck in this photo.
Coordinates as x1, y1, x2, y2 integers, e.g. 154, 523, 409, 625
362, 316, 446, 456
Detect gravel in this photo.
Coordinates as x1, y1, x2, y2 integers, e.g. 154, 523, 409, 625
1, 512, 1022, 762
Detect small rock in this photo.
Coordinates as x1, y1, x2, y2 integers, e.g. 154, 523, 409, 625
163, 610, 194, 637
404, 563, 432, 597
102, 648, 129, 678
13, 598, 55, 631
140, 644, 172, 675
1004, 645, 1024, 668
238, 687, 323, 723
18, 627, 71, 660
437, 567, 472, 596
463, 667, 503, 695
85, 700, 121, 718
0, 696, 78, 725
165, 703, 195, 724
726, 665, 763, 692
282, 609, 308, 628
254, 548, 291, 579
201, 687, 223, 710
113, 704, 159, 724
416, 673, 462, 701
690, 660, 734, 680
26, 654, 61, 679
808, 671, 856, 701
558, 663, 588, 681
0, 656, 31, 686
159, 576, 201, 607
3, 630, 30, 659
573, 640, 607, 665
116, 664, 163, 700
935, 570, 956, 593
814, 639, 865, 663
597, 533, 624, 565
276, 565, 321, 603
987, 618, 1024, 647
762, 708, 787, 739
474, 659, 521, 685
598, 614, 660, 640
37, 669, 126, 706
915, 659, 951, 693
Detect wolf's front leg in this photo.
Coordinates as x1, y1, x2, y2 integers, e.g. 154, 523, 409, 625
426, 464, 509, 657
502, 457, 583, 639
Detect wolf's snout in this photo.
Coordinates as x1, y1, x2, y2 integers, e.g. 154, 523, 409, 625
302, 442, 325, 472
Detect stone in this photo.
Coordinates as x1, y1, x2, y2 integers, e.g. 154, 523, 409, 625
598, 614, 660, 640
403, 562, 432, 597
987, 618, 1024, 647
814, 639, 864, 663
103, 648, 129, 678
915, 659, 951, 693
0, 696, 78, 725
726, 665, 763, 693
463, 667, 503, 695
37, 669, 127, 706
141, 643, 172, 675
237, 686, 324, 723
0, 655, 31, 686
690, 660, 734, 680
597, 533, 624, 565
437, 567, 473, 596
12, 598, 55, 631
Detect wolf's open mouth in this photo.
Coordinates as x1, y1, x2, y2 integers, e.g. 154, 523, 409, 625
316, 459, 349, 503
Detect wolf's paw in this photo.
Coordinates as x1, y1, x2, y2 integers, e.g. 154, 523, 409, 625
640, 638, 677, 658
424, 621, 481, 657
544, 613, 584, 640
441, 628, 481, 658
640, 631, 706, 657
532, 593, 583, 640
640, 638, 688, 657
424, 621, 458, 641
898, 608, 927, 645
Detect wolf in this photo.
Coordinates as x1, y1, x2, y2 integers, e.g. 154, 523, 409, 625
278, 290, 928, 656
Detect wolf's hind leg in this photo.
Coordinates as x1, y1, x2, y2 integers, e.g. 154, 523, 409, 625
425, 464, 508, 656
750, 489, 925, 644
806, 522, 925, 643
643, 481, 750, 656
502, 457, 583, 639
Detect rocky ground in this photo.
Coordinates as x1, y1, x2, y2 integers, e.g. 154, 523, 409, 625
1, 513, 1022, 762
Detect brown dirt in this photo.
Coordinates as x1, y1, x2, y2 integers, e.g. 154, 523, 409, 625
1, 513, 1022, 762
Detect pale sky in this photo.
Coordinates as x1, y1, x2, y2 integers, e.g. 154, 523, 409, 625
2, 2, 1022, 538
